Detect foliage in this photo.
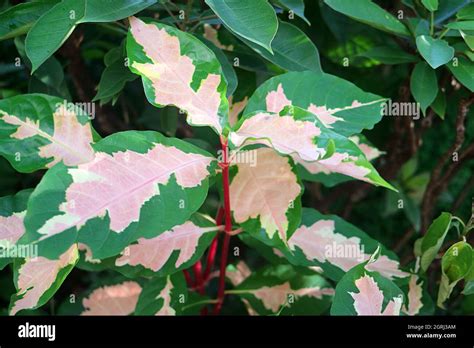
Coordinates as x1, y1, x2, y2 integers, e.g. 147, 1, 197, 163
0, 0, 473, 316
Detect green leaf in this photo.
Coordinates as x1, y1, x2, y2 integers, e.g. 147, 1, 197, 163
93, 45, 138, 105
431, 90, 446, 119
437, 241, 473, 308
421, 0, 438, 12
228, 264, 333, 315
199, 36, 238, 97
323, 0, 410, 37
410, 61, 438, 115
0, 0, 58, 41
457, 3, 474, 20
19, 130, 217, 260
205, 0, 278, 53
463, 250, 474, 295
238, 233, 289, 265
416, 35, 454, 69
460, 30, 474, 51
360, 46, 419, 65
80, 0, 156, 22
463, 281, 474, 295
236, 20, 322, 73
420, 212, 452, 272
267, 208, 407, 281
273, 0, 310, 25
0, 189, 32, 270
25, 0, 157, 72
446, 20, 474, 30
135, 273, 187, 315
331, 262, 405, 315
126, 17, 229, 134
435, 0, 470, 23
0, 94, 97, 173
447, 56, 474, 91
245, 71, 387, 137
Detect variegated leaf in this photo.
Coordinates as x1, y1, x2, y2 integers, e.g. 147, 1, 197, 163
244, 71, 387, 137
228, 96, 248, 127
127, 17, 229, 134
230, 107, 394, 190
81, 281, 142, 316
115, 214, 218, 277
134, 273, 187, 315
331, 262, 404, 316
9, 244, 78, 315
228, 264, 333, 315
0, 94, 96, 173
20, 131, 217, 260
273, 208, 408, 281
400, 274, 434, 315
227, 261, 252, 286
0, 189, 31, 270
303, 134, 384, 188
238, 233, 288, 265
230, 147, 303, 247
349, 135, 383, 162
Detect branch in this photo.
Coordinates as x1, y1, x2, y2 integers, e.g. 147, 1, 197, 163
58, 29, 126, 135
420, 95, 474, 232
213, 138, 233, 315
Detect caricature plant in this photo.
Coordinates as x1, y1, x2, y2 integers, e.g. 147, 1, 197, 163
0, 0, 473, 316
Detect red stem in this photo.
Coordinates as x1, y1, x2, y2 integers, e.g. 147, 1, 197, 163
183, 269, 192, 287
193, 261, 205, 295
203, 207, 224, 281
213, 139, 233, 315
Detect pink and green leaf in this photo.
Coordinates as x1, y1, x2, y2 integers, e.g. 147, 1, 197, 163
244, 71, 387, 137
272, 208, 408, 281
302, 134, 384, 188
230, 106, 395, 190
126, 17, 229, 135
229, 147, 303, 247
331, 262, 405, 316
399, 274, 434, 315
20, 130, 217, 260
0, 189, 32, 270
115, 214, 219, 277
134, 273, 187, 315
9, 244, 78, 315
228, 264, 334, 315
0, 94, 96, 173
81, 281, 142, 316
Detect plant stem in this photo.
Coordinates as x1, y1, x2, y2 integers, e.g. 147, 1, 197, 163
183, 269, 193, 287
213, 138, 233, 315
213, 233, 230, 315
193, 260, 205, 295
163, 3, 184, 30
430, 11, 434, 36
203, 207, 224, 281
438, 28, 449, 39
